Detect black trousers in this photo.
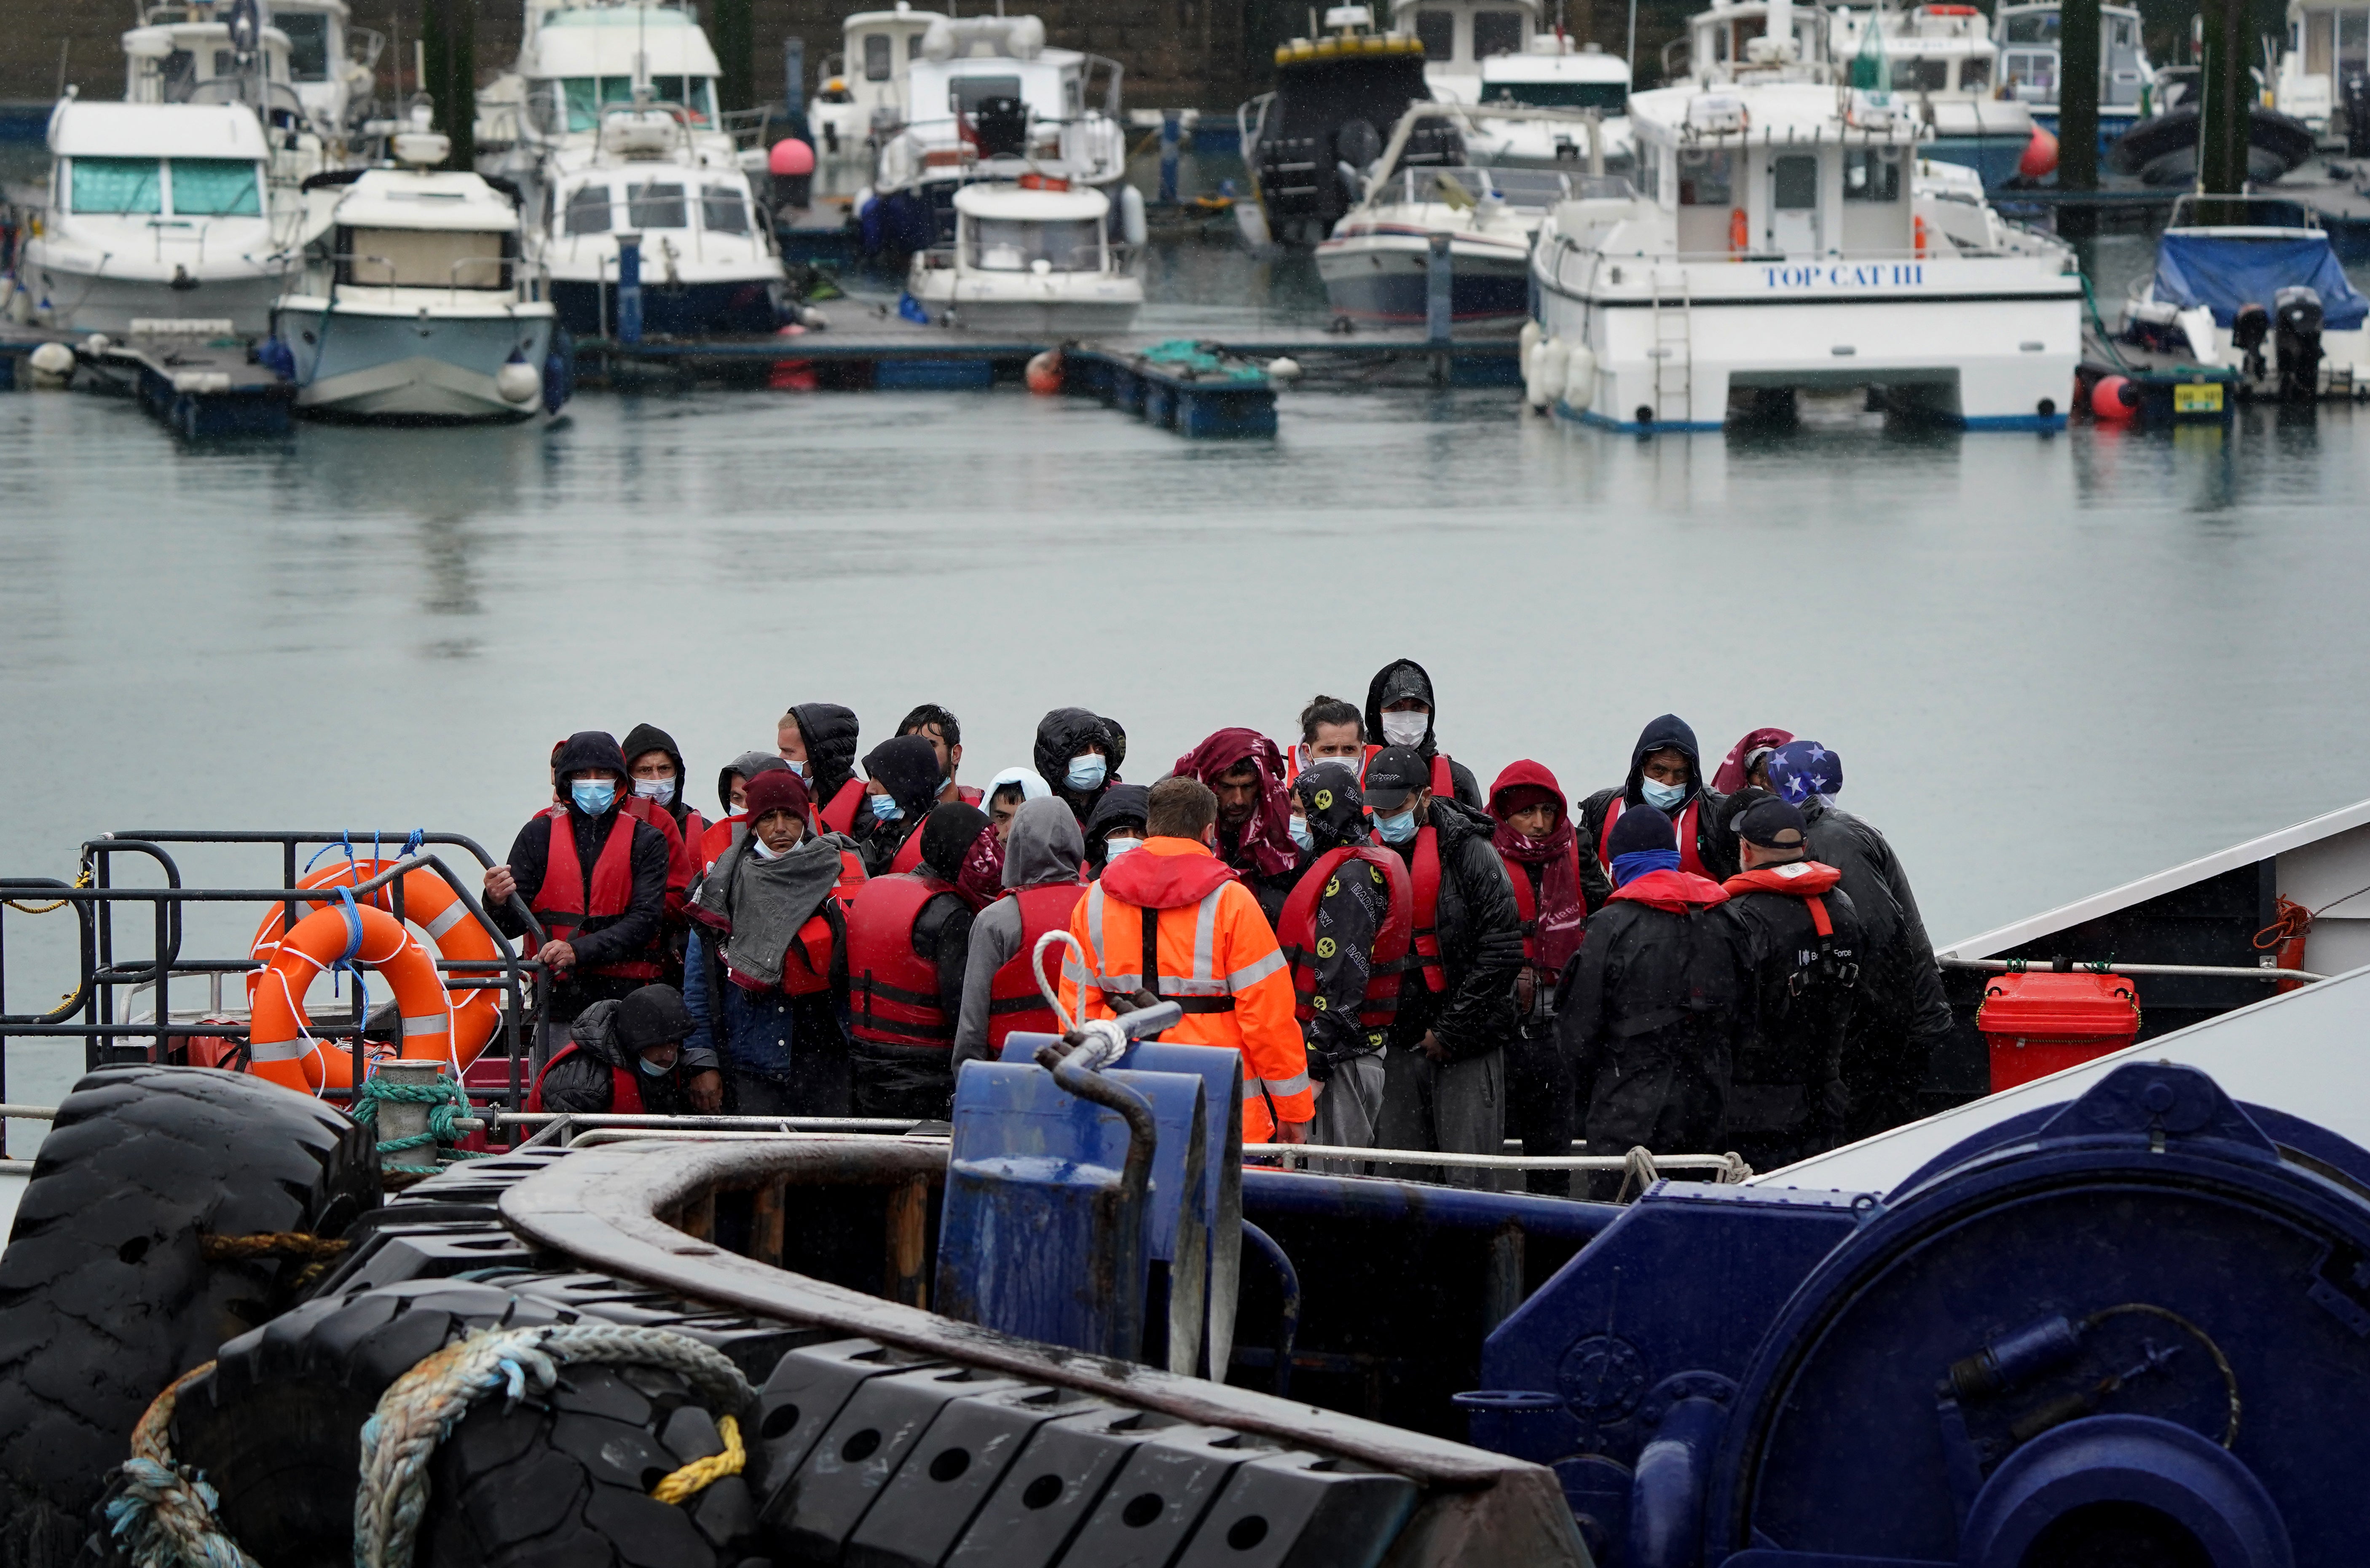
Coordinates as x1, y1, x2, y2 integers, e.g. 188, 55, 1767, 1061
1504, 1029, 1576, 1198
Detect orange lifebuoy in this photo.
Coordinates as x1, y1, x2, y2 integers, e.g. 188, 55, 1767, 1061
1729, 206, 1749, 255
249, 902, 455, 1094
247, 858, 504, 1068
1914, 214, 1930, 257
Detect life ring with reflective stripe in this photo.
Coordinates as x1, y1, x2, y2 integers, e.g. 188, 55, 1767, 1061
245, 858, 503, 1068
249, 902, 455, 1094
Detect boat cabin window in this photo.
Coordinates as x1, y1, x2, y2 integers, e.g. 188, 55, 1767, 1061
1413, 9, 1456, 59
2344, 12, 2370, 76
339, 225, 510, 289
1892, 56, 1949, 91
651, 77, 717, 121
279, 13, 332, 80
968, 215, 1101, 271
68, 158, 164, 215
1957, 55, 1990, 91
701, 184, 750, 233
2002, 11, 2059, 43
1843, 147, 1902, 201
1636, 137, 1664, 204
1677, 147, 1734, 205
565, 183, 613, 233
2003, 50, 2056, 99
168, 159, 262, 216
1482, 167, 1574, 208
1488, 78, 1627, 110
627, 182, 689, 228
560, 75, 716, 130
1473, 9, 1525, 58
864, 33, 893, 80
1065, 74, 1083, 115
950, 75, 1023, 113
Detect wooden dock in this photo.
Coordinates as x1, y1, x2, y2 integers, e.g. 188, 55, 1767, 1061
1, 321, 293, 438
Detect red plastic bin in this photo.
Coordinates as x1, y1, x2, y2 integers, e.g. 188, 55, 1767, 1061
1976, 970, 2142, 1091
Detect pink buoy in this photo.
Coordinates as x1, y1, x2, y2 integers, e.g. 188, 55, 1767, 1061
769, 138, 816, 176
2019, 124, 2059, 180
1025, 350, 1063, 395
2090, 375, 2138, 421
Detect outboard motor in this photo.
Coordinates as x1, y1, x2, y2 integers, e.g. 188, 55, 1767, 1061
2122, 298, 2182, 354
2231, 300, 2271, 383
2275, 284, 2325, 402
972, 95, 1028, 159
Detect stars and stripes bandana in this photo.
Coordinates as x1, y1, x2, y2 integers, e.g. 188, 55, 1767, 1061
1767, 740, 1843, 806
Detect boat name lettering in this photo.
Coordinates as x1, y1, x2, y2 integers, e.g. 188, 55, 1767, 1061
1760, 264, 1927, 289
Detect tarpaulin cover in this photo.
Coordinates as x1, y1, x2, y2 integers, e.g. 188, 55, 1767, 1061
2153, 231, 2369, 330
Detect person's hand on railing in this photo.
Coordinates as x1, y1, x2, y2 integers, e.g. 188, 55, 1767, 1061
1273, 1119, 1310, 1145
537, 938, 576, 974
483, 864, 517, 904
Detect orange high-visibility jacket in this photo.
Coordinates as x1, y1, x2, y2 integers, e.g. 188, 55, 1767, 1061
1057, 837, 1311, 1142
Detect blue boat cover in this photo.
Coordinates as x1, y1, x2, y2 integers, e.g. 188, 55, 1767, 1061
2153, 231, 2369, 330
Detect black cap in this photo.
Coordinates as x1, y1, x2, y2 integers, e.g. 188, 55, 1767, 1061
1736, 796, 1808, 852
617, 985, 693, 1053
1362, 745, 1428, 811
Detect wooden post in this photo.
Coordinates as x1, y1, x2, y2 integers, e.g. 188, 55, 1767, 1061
2196, 0, 2253, 206
2056, 0, 2100, 236
885, 1174, 930, 1308
714, 0, 753, 114
678, 1189, 715, 1242
420, 0, 477, 169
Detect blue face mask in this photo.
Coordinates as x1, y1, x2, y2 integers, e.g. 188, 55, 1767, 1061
783, 758, 808, 778
1640, 777, 1688, 812
1373, 807, 1418, 844
1066, 754, 1107, 792
1287, 815, 1315, 853
637, 1053, 672, 1076
571, 778, 617, 815
869, 793, 902, 823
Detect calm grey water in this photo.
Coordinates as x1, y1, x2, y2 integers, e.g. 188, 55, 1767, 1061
5, 220, 2370, 1130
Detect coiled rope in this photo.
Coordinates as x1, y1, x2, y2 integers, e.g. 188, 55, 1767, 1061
104, 1361, 258, 1568
349, 1075, 495, 1174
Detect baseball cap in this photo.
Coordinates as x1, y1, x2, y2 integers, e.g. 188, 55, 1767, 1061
1362, 745, 1428, 811
1736, 796, 1808, 851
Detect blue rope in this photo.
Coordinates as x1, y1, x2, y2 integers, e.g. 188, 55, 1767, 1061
330, 886, 368, 1020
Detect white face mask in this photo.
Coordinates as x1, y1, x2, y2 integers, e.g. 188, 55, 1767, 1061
632, 776, 673, 801
1381, 712, 1428, 748
783, 758, 808, 778
750, 836, 783, 861
1102, 835, 1142, 859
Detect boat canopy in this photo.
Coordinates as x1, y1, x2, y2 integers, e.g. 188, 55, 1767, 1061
2152, 230, 2368, 330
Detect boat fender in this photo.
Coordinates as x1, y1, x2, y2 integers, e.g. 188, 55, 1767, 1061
1519, 319, 1541, 367
1120, 184, 1148, 248
496, 359, 542, 404
1025, 349, 1063, 395
853, 185, 875, 220
2088, 375, 2138, 422
1561, 343, 1597, 412
27, 341, 75, 389
1536, 337, 1573, 411
1728, 207, 1748, 256
543, 335, 574, 413
1266, 355, 1301, 380
253, 338, 296, 383
1914, 214, 1930, 258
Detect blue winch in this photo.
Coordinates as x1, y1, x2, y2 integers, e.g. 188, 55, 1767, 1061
1462, 1060, 2370, 1567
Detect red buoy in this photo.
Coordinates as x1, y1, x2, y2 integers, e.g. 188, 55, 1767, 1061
2090, 375, 2138, 421
1025, 350, 1063, 395
2019, 124, 2059, 180
769, 138, 816, 177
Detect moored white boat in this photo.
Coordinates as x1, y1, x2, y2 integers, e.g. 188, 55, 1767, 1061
1390, 0, 1637, 170
903, 179, 1141, 332
1319, 163, 1575, 330
1828, 3, 2034, 187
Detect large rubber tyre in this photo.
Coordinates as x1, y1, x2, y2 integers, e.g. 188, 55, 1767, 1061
165, 1279, 760, 1568
0, 1066, 377, 1567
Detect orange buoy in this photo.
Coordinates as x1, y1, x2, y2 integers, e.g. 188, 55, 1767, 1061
1728, 206, 1749, 255
2019, 124, 2060, 180
1025, 349, 1063, 395
2090, 375, 2139, 421
1914, 214, 1930, 257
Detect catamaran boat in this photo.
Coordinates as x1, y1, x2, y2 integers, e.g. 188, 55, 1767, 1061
1829, 3, 2035, 186
269, 134, 562, 421
540, 101, 788, 337
1389, 0, 1635, 169
1993, 0, 2153, 157
12, 98, 292, 335
808, 3, 946, 172
903, 179, 1142, 331
1523, 57, 2082, 432
478, 0, 732, 196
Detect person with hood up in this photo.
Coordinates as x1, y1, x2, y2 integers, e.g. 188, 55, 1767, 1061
1361, 745, 1525, 1190
1719, 796, 1863, 1171
528, 984, 716, 1115
953, 797, 1088, 1069
1035, 707, 1127, 826
1712, 727, 1794, 796
779, 703, 864, 834
684, 769, 857, 1116
1555, 804, 1750, 1199
1488, 761, 1590, 1196
1362, 659, 1484, 811
624, 723, 709, 849
1577, 714, 1737, 911
844, 801, 996, 1118
1172, 727, 1305, 925
488, 731, 678, 1059
981, 767, 1051, 840
1275, 763, 1408, 1167
1083, 785, 1151, 878
1766, 740, 1952, 1141
855, 734, 947, 877
700, 751, 791, 872
1059, 777, 1313, 1145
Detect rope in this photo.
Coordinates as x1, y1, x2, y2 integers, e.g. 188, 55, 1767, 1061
1716, 1151, 1753, 1184
6, 867, 92, 915
2083, 1302, 2242, 1447
1033, 927, 1089, 1035
649, 1414, 744, 1504
1615, 1145, 1660, 1204
355, 1323, 756, 1568
198, 1231, 350, 1262
2079, 271, 2134, 374
350, 1074, 496, 1173
104, 1361, 260, 1568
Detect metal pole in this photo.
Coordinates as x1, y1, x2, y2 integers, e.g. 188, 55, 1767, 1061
616, 233, 643, 344
1160, 110, 1181, 204
1426, 231, 1453, 386
2057, 0, 2101, 235
1625, 0, 1638, 90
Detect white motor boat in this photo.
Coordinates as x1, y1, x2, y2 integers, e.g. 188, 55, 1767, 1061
270, 134, 561, 421
1993, 0, 2154, 159
1390, 0, 1635, 170
13, 98, 292, 335
539, 101, 788, 338
808, 3, 948, 172
480, 0, 732, 195
1320, 163, 1560, 330
1828, 4, 2033, 186
903, 179, 1142, 332
1523, 67, 2081, 432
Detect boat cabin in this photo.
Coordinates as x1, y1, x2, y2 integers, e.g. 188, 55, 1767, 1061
1628, 83, 1920, 257
817, 3, 947, 122
45, 100, 271, 236
1389, 0, 1542, 82
1995, 1, 2150, 109
1479, 41, 1631, 113
1828, 4, 1997, 96
2276, 0, 2366, 131
945, 182, 1114, 273
519, 4, 722, 137
322, 164, 522, 300
118, 14, 299, 113
1676, 0, 1828, 84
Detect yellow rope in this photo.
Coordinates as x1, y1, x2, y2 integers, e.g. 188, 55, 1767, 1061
649, 1414, 745, 1505
6, 868, 91, 915
198, 1231, 351, 1262
131, 1360, 217, 1463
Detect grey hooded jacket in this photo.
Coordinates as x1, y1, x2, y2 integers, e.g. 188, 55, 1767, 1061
953, 799, 1086, 1070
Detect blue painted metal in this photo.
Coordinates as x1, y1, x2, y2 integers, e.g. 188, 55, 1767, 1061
616, 235, 644, 344
1160, 111, 1181, 205
1062, 345, 1278, 438
1425, 233, 1453, 347
1239, 1220, 1300, 1396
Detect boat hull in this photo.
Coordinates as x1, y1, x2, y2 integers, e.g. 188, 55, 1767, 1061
274, 301, 555, 423
550, 277, 782, 340
906, 289, 1142, 335
18, 249, 287, 338
1317, 231, 1532, 328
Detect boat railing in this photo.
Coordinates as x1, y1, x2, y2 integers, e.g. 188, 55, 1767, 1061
334, 251, 517, 305
2166, 192, 2321, 232
719, 104, 776, 152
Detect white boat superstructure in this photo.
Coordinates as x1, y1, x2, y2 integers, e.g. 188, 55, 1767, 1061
271, 136, 560, 421
1523, 81, 2081, 432
808, 3, 948, 167
1673, 0, 1831, 84
904, 180, 1142, 332
867, 14, 1128, 199
1828, 5, 2032, 162
2273, 0, 2364, 135
12, 99, 292, 335
482, 0, 732, 192
1992, 1, 2153, 142
1389, 0, 1636, 170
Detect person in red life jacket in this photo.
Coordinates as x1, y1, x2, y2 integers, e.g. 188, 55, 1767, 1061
980, 767, 1051, 840
1711, 726, 1794, 796
1082, 785, 1150, 879
1718, 796, 1863, 1172
1358, 745, 1525, 1190
1362, 659, 1485, 811
1282, 694, 1372, 790
897, 703, 985, 806
1173, 727, 1305, 926
778, 702, 863, 834
1576, 714, 1738, 913
844, 801, 995, 1118
1487, 761, 1591, 1197
1278, 763, 1410, 1167
854, 733, 945, 877
684, 768, 858, 1117
953, 796, 1086, 1069
700, 751, 792, 872
1035, 706, 1127, 827
624, 723, 709, 850
528, 984, 710, 1115
1555, 802, 1751, 1201
487, 731, 691, 1081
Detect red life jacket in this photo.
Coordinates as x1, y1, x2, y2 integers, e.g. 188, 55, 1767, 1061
621, 796, 694, 919
526, 1040, 647, 1113
1276, 846, 1414, 1029
831, 845, 868, 908
845, 871, 958, 1049
700, 812, 744, 873
1405, 825, 1447, 993
985, 882, 1088, 1048
732, 906, 840, 998
531, 807, 662, 980
818, 778, 866, 836
890, 824, 926, 875
1598, 796, 1710, 880
1500, 842, 1580, 966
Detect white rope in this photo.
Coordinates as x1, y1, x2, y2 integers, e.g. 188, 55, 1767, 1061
1032, 927, 1088, 1035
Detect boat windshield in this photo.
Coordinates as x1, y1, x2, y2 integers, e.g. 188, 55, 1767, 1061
278, 12, 332, 81
558, 75, 716, 130
69, 158, 164, 215
950, 75, 1024, 113
169, 160, 262, 217
2002, 11, 2059, 43
701, 184, 750, 233
626, 182, 689, 229
341, 225, 509, 289
968, 215, 1102, 270
67, 158, 260, 218
1890, 57, 1949, 91
1483, 80, 1627, 111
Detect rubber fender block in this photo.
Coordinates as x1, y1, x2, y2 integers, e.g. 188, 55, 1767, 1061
483, 1269, 840, 1383
1059, 1423, 1276, 1566
389, 1150, 576, 1207
942, 1405, 1183, 1567
1171, 1450, 1420, 1568
770, 1365, 1034, 1560
327, 1221, 540, 1292
752, 1338, 944, 1518
843, 1383, 1110, 1568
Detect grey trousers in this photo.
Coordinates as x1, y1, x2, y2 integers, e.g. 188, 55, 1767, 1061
1377, 1043, 1508, 1190
1308, 1053, 1387, 1175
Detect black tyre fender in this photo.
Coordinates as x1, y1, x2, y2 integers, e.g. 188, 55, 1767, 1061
0, 1065, 378, 1563
160, 1279, 761, 1568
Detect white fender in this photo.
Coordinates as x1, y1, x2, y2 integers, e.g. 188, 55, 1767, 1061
1518, 321, 1544, 406
1535, 336, 1572, 411
1120, 185, 1148, 248
853, 185, 875, 219
1561, 343, 1597, 412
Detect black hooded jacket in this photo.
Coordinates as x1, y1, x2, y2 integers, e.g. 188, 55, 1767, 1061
715, 752, 788, 818
535, 997, 701, 1114
1083, 784, 1151, 876
1722, 871, 1863, 1145
1798, 796, 1954, 1103
494, 730, 671, 1019
1035, 708, 1128, 825
857, 734, 944, 876
1362, 659, 1483, 811
1576, 715, 1737, 909
621, 722, 698, 834
787, 703, 862, 810
1383, 797, 1523, 1062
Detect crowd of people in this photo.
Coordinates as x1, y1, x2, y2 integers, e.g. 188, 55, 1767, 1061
495, 662, 1954, 1193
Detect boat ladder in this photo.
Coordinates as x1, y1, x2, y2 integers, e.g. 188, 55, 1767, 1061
1649, 270, 1692, 423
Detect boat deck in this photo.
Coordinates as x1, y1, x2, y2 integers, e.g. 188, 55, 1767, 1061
0, 322, 294, 437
